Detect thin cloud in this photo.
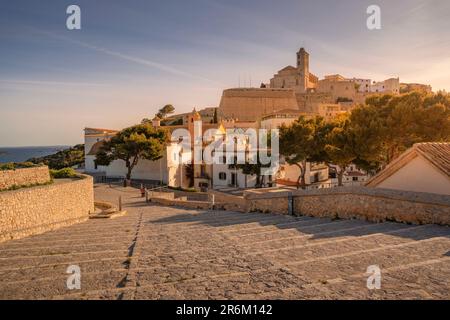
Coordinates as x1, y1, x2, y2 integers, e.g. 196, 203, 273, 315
35, 29, 223, 86
0, 79, 108, 86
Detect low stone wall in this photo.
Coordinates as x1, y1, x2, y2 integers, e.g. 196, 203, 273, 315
149, 186, 450, 226
246, 196, 289, 214
209, 190, 248, 212
150, 197, 211, 210
0, 175, 94, 242
148, 190, 175, 200
245, 187, 450, 225
0, 166, 50, 191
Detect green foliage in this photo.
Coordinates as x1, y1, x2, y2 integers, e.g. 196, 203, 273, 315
279, 91, 450, 183
0, 163, 15, 171
95, 123, 168, 181
170, 118, 184, 126
156, 104, 175, 119
354, 91, 450, 170
0, 180, 53, 192
336, 97, 353, 103
279, 116, 330, 188
0, 162, 40, 171
27, 144, 85, 170
50, 167, 78, 179
323, 115, 358, 185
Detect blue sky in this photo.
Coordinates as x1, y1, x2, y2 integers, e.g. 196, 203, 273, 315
1, 0, 449, 146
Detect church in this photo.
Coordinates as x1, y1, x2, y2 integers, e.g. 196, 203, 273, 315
270, 47, 319, 93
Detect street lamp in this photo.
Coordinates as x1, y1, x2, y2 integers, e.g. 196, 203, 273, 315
179, 150, 183, 189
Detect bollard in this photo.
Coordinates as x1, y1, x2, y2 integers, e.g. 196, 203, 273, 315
210, 193, 215, 210
288, 192, 294, 215
118, 196, 122, 211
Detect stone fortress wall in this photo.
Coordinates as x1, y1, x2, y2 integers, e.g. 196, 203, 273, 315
218, 88, 298, 121
0, 166, 51, 191
0, 174, 94, 242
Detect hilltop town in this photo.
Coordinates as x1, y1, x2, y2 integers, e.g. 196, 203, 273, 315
83, 47, 442, 193
1, 47, 450, 301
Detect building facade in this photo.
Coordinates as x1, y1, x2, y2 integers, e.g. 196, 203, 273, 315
366, 143, 450, 196
270, 47, 319, 93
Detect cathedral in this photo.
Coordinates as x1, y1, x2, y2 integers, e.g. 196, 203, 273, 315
269, 47, 319, 93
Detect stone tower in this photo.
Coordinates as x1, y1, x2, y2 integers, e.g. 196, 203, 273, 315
296, 47, 309, 93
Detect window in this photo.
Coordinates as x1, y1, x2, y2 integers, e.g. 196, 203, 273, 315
352, 177, 358, 181
200, 164, 206, 176
219, 172, 227, 180
313, 172, 320, 183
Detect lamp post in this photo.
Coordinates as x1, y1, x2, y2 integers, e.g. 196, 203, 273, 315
159, 157, 162, 186
179, 150, 183, 189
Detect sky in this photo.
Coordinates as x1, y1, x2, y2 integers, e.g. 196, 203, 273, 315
0, 0, 449, 147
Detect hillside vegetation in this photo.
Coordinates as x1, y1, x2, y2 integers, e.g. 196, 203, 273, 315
27, 144, 84, 169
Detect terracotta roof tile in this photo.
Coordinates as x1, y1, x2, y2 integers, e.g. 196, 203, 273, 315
415, 142, 450, 177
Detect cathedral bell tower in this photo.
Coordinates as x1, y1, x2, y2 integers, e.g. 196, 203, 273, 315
296, 47, 309, 93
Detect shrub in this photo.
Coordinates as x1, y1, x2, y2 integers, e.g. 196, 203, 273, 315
0, 163, 15, 171
0, 162, 41, 171
18, 161, 36, 167
50, 167, 78, 179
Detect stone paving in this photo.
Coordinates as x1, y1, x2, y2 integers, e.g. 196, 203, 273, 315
0, 184, 449, 299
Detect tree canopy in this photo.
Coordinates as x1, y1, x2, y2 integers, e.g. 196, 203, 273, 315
279, 91, 450, 186
156, 104, 175, 119
279, 116, 329, 188
351, 91, 450, 171
95, 123, 168, 184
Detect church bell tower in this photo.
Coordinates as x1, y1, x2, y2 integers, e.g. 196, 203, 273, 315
296, 47, 309, 93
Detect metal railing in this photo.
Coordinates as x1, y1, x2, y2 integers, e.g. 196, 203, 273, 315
94, 175, 165, 189
305, 180, 364, 190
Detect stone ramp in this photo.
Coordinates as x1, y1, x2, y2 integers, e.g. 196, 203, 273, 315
0, 184, 448, 299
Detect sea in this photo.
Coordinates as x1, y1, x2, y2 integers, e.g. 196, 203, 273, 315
0, 146, 71, 163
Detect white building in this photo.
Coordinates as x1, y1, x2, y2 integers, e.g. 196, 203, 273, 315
370, 77, 400, 94
210, 128, 271, 189
84, 127, 192, 188
329, 164, 370, 186
276, 161, 329, 188
366, 142, 450, 196
349, 78, 372, 93
260, 109, 312, 130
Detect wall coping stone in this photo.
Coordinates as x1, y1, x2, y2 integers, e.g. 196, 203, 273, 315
244, 186, 450, 207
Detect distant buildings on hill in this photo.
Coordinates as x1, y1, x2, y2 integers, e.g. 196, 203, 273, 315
219, 47, 430, 123
83, 46, 434, 192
